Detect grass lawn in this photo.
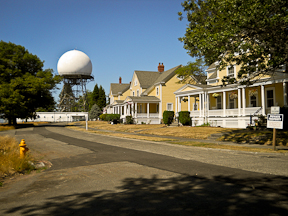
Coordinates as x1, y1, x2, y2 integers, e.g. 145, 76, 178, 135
73, 121, 232, 139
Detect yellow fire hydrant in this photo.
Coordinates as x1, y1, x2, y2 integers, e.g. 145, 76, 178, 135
19, 139, 29, 159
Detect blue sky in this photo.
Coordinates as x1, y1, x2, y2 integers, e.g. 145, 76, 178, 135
0, 0, 193, 101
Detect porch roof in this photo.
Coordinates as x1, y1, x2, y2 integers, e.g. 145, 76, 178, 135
126, 96, 161, 103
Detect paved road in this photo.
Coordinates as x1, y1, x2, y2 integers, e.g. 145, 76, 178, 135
0, 124, 288, 215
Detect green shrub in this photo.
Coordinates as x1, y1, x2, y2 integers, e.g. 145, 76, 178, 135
99, 114, 108, 121
179, 111, 191, 126
106, 114, 120, 124
163, 111, 174, 126
126, 116, 134, 124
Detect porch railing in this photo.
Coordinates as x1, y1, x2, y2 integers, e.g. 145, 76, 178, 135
136, 113, 159, 118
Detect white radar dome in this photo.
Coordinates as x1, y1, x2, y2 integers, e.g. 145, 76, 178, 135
57, 50, 92, 76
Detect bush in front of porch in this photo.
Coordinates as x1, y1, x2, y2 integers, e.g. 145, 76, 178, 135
163, 111, 174, 126
179, 111, 191, 126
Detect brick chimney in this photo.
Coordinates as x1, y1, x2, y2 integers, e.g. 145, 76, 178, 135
158, 63, 164, 72
119, 77, 122, 84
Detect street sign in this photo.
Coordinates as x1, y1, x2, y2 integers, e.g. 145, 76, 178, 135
267, 114, 284, 129
271, 106, 280, 114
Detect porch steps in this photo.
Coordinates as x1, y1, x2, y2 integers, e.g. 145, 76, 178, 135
169, 120, 179, 127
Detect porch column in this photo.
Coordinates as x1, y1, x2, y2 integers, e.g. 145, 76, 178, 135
207, 93, 210, 116
199, 94, 202, 117
261, 85, 265, 115
132, 103, 135, 117
117, 106, 120, 114
147, 103, 150, 118
135, 102, 137, 118
159, 85, 162, 117
188, 95, 191, 111
175, 97, 178, 113
238, 88, 241, 116
242, 88, 246, 116
223, 91, 226, 117
283, 82, 287, 106
178, 97, 181, 112
124, 104, 127, 115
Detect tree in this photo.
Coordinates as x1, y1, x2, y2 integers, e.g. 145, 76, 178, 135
97, 85, 106, 110
175, 59, 207, 84
0, 41, 61, 124
90, 84, 99, 110
178, 0, 288, 83
89, 104, 101, 120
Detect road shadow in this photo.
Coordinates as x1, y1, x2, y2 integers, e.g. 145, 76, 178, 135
4, 174, 288, 215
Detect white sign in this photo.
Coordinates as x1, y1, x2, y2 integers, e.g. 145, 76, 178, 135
271, 106, 280, 114
267, 114, 284, 129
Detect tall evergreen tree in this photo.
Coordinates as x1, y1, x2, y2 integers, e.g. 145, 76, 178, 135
97, 85, 106, 110
90, 84, 99, 110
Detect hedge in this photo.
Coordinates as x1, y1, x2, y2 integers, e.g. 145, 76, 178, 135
163, 111, 174, 126
179, 111, 191, 126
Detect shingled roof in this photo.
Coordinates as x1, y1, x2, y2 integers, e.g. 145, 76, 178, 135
110, 83, 130, 96
134, 71, 160, 89
142, 65, 182, 95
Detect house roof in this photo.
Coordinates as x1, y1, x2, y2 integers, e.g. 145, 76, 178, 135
134, 71, 160, 89
142, 65, 182, 95
206, 62, 217, 71
208, 71, 217, 80
110, 83, 130, 96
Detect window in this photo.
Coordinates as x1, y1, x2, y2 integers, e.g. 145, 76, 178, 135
156, 104, 159, 113
139, 104, 142, 113
217, 96, 222, 109
134, 80, 137, 86
133, 91, 135, 96
266, 88, 275, 108
137, 90, 139, 97
156, 87, 159, 96
167, 103, 173, 111
227, 66, 235, 78
250, 96, 257, 107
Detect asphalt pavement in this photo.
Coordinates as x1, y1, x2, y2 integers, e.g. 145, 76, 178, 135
0, 124, 287, 215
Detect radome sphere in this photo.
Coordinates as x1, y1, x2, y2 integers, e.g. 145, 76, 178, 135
57, 50, 92, 76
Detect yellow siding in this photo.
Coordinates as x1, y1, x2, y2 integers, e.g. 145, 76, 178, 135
161, 75, 185, 112
121, 89, 130, 100
130, 74, 141, 96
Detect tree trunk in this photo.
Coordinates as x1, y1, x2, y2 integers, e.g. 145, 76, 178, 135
8, 117, 12, 125
13, 117, 17, 125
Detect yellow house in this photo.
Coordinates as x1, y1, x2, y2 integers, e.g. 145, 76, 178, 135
174, 62, 288, 128
106, 63, 203, 124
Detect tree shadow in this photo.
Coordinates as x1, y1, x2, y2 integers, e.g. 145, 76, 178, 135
4, 174, 288, 216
